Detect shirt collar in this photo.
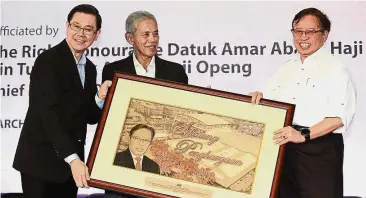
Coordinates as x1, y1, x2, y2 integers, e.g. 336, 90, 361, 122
129, 149, 144, 162
75, 53, 87, 65
66, 40, 87, 65
294, 46, 326, 62
303, 46, 326, 62
132, 52, 155, 71
292, 46, 327, 66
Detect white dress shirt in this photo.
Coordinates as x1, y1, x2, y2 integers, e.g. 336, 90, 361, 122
261, 47, 356, 134
132, 52, 156, 78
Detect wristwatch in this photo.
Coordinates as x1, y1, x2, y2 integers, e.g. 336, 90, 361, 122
300, 128, 311, 142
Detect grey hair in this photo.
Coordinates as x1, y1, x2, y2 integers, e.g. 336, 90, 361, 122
125, 11, 157, 35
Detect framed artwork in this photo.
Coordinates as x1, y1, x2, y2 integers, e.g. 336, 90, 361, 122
87, 72, 295, 198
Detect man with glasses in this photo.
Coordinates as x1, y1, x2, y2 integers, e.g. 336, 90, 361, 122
13, 4, 111, 198
249, 8, 356, 198
113, 124, 160, 175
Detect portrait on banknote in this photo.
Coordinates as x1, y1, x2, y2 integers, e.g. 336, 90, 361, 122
87, 72, 295, 198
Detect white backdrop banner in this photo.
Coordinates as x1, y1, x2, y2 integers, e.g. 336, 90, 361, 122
1, 1, 365, 196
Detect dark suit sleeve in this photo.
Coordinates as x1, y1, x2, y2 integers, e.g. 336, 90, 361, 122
32, 55, 78, 159
102, 63, 115, 82
86, 64, 102, 124
152, 161, 160, 174
178, 66, 189, 84
143, 157, 160, 174
113, 152, 123, 166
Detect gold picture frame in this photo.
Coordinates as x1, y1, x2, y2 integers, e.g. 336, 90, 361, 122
87, 72, 295, 198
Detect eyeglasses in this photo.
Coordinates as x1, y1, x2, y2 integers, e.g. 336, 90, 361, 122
291, 29, 324, 37
69, 23, 96, 36
131, 136, 151, 144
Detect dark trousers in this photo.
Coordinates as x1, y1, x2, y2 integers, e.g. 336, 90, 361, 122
278, 132, 344, 198
21, 172, 77, 198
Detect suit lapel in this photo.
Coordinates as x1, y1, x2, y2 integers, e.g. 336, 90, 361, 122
124, 149, 137, 169
84, 59, 93, 92
141, 158, 149, 171
155, 56, 168, 80
124, 55, 137, 75
59, 40, 83, 91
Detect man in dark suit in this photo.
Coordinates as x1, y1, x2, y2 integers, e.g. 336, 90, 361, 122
12, 4, 111, 198
114, 124, 160, 174
101, 11, 188, 198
